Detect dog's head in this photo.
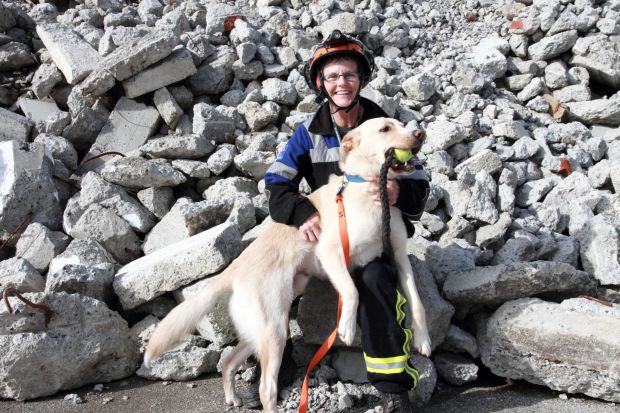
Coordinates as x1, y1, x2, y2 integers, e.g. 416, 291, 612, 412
339, 117, 425, 177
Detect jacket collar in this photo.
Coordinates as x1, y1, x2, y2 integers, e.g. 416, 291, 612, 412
307, 96, 389, 136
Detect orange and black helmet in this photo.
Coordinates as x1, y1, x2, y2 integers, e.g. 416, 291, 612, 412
303, 30, 375, 96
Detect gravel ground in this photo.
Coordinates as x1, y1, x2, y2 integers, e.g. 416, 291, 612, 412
2, 372, 618, 413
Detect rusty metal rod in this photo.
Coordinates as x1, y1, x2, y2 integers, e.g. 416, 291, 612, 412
3, 287, 54, 328
0, 211, 32, 250
80, 151, 126, 166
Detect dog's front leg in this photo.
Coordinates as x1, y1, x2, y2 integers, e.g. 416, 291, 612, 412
393, 247, 432, 357
317, 249, 358, 346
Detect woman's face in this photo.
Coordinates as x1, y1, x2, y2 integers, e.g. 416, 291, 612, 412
320, 58, 361, 108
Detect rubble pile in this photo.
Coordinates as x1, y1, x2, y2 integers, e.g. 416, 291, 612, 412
0, 0, 619, 409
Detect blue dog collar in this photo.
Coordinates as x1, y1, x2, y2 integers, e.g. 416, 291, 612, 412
344, 174, 367, 183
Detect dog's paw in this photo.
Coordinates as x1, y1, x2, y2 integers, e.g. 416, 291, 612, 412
225, 393, 242, 407
338, 317, 356, 346
413, 331, 432, 357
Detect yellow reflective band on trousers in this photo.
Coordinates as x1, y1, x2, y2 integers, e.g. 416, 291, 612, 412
395, 290, 413, 354
397, 290, 418, 388
363, 354, 409, 374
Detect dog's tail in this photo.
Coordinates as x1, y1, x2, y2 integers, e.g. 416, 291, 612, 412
144, 274, 232, 366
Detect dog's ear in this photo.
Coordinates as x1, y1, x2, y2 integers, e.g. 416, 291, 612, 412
340, 129, 360, 157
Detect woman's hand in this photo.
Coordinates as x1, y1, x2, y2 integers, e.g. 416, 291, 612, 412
299, 212, 321, 242
366, 177, 400, 206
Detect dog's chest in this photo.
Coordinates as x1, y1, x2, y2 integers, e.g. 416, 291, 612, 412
345, 206, 384, 267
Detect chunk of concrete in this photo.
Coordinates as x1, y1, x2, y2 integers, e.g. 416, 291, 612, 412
527, 30, 578, 61
434, 352, 479, 385
443, 261, 596, 306
101, 157, 186, 189
140, 134, 214, 159
137, 334, 221, 381
570, 34, 620, 90
47, 238, 117, 302
122, 47, 197, 98
0, 107, 33, 143
0, 257, 44, 293
82, 97, 160, 171
15, 223, 70, 273
78, 172, 157, 233
17, 98, 60, 125
113, 222, 243, 309
0, 141, 62, 245
67, 203, 141, 265
577, 213, 620, 285
479, 297, 620, 402
36, 23, 100, 84
0, 292, 137, 401
0, 42, 36, 72
101, 29, 180, 81
152, 87, 183, 128
567, 94, 620, 127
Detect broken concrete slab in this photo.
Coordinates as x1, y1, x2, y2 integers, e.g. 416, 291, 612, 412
0, 257, 44, 293
0, 292, 137, 401
31, 63, 63, 99
46, 260, 116, 305
137, 186, 174, 219
570, 34, 620, 90
36, 22, 100, 84
143, 184, 255, 253
567, 94, 620, 126
62, 107, 107, 152
0, 42, 37, 72
152, 87, 183, 128
438, 324, 480, 358
122, 47, 197, 98
577, 212, 620, 286
0, 107, 34, 143
137, 334, 221, 381
0, 141, 62, 245
17, 97, 60, 128
100, 157, 186, 189
192, 102, 236, 144
33, 133, 78, 170
82, 97, 160, 171
443, 261, 596, 306
47, 239, 117, 301
479, 297, 620, 402
527, 30, 578, 61
14, 223, 70, 273
113, 222, 243, 309
67, 203, 141, 265
139, 133, 214, 159
78, 172, 157, 233
101, 29, 180, 81
434, 352, 479, 385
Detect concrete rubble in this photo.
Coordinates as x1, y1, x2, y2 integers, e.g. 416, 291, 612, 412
0, 0, 619, 409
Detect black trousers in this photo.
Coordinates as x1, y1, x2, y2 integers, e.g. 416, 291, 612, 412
354, 256, 420, 394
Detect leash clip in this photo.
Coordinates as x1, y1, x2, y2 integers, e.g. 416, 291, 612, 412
336, 177, 348, 196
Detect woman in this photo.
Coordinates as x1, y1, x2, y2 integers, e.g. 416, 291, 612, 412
264, 30, 430, 413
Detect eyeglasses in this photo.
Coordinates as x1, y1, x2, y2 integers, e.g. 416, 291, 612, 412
321, 72, 360, 83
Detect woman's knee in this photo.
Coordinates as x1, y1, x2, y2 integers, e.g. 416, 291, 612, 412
357, 259, 397, 290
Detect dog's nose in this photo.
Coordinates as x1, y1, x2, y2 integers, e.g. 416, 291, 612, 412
412, 129, 425, 140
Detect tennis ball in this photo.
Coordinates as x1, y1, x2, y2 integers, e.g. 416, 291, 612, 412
393, 148, 413, 163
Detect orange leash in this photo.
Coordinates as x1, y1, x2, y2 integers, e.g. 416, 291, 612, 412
298, 193, 348, 413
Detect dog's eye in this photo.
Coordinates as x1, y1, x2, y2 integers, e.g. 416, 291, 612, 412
379, 126, 390, 133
